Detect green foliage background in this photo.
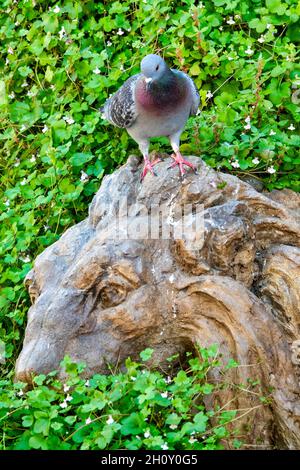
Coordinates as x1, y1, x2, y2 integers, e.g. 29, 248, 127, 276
0, 0, 299, 448
0, 346, 257, 450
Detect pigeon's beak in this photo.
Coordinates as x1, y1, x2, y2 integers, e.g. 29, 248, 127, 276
145, 77, 152, 90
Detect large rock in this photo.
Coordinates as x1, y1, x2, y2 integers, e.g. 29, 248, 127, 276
16, 156, 300, 448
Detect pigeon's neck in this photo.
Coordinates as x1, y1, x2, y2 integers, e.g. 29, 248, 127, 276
137, 70, 186, 111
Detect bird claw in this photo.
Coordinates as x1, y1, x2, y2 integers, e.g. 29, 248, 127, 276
140, 157, 161, 181
169, 153, 198, 178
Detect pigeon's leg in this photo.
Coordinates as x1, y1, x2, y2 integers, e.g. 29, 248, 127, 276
169, 132, 197, 178
139, 141, 161, 181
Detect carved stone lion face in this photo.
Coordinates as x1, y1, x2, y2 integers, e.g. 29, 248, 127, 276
15, 157, 300, 448
17, 229, 194, 382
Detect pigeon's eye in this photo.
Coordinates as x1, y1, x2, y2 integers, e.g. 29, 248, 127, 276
155, 65, 159, 71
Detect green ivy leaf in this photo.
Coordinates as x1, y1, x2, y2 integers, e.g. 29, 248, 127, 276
139, 348, 154, 361
121, 413, 145, 435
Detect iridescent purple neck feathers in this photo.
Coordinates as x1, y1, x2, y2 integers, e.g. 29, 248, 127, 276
136, 71, 187, 112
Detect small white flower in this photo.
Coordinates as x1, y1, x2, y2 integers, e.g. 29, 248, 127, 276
245, 115, 251, 123
235, 14, 241, 19
17, 389, 24, 396
66, 394, 73, 402
8, 92, 15, 99
60, 401, 68, 409
80, 171, 89, 182
161, 392, 168, 398
93, 67, 101, 75
226, 17, 235, 25
106, 415, 114, 425
20, 179, 27, 186
53, 5, 60, 13
199, 2, 204, 8
117, 28, 124, 35
245, 46, 254, 55
266, 23, 272, 29
50, 84, 55, 90
42, 125, 48, 133
267, 166, 276, 174
169, 424, 178, 430
20, 125, 26, 132
59, 27, 66, 40
288, 124, 295, 131
21, 81, 28, 87
228, 56, 234, 61
144, 430, 151, 438
106, 40, 112, 46
219, 26, 223, 31
206, 90, 213, 99
231, 160, 240, 168
131, 376, 136, 381
30, 155, 36, 163
189, 436, 197, 444
14, 159, 20, 167
63, 384, 70, 392
44, 225, 50, 231
161, 443, 168, 450
19, 255, 31, 263
8, 47, 14, 54
15, 21, 20, 26
244, 123, 251, 130
85, 417, 92, 425
258, 35, 265, 43
4, 200, 10, 207
269, 130, 276, 136
63, 116, 75, 125
252, 157, 260, 165
85, 380, 90, 387
120, 64, 124, 71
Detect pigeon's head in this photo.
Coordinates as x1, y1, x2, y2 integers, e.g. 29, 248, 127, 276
140, 54, 169, 85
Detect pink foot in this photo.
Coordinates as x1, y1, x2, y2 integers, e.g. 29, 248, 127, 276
140, 157, 161, 181
168, 152, 197, 178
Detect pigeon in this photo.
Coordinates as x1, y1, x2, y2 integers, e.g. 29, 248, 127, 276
100, 54, 200, 181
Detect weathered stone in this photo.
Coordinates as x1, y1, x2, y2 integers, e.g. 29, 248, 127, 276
16, 156, 300, 448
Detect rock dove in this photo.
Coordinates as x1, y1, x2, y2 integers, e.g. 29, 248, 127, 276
100, 54, 200, 181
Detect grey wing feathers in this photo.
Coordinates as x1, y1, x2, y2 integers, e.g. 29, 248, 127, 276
180, 71, 200, 116
101, 74, 140, 128
186, 75, 200, 116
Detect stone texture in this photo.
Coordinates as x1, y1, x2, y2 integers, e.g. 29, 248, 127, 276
16, 156, 300, 448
